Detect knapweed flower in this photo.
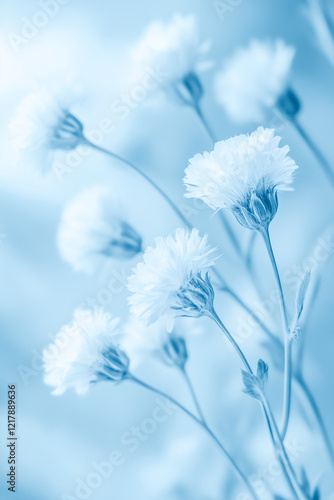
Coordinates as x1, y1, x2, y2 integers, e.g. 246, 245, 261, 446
122, 316, 188, 369
57, 187, 142, 274
214, 39, 295, 123
184, 127, 298, 231
127, 228, 217, 330
9, 87, 84, 173
132, 14, 211, 105
43, 308, 129, 395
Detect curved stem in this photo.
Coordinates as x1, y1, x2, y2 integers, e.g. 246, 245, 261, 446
180, 366, 206, 422
260, 226, 292, 440
296, 373, 334, 470
128, 374, 259, 500
209, 309, 308, 499
192, 102, 217, 143
83, 138, 192, 230
290, 117, 334, 188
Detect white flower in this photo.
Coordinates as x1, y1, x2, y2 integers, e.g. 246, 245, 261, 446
8, 87, 84, 173
132, 14, 211, 103
127, 228, 217, 329
43, 308, 129, 395
184, 127, 298, 230
57, 187, 142, 274
214, 39, 295, 123
122, 316, 187, 369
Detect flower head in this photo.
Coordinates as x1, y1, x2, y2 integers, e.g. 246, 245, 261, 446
127, 228, 217, 329
9, 87, 84, 173
122, 316, 188, 369
184, 127, 298, 230
43, 308, 129, 395
132, 14, 211, 105
214, 39, 295, 123
57, 187, 142, 274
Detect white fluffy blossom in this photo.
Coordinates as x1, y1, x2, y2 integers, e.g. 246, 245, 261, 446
57, 187, 142, 274
132, 14, 211, 101
184, 127, 298, 230
43, 308, 129, 395
214, 39, 295, 123
127, 228, 217, 329
8, 87, 84, 173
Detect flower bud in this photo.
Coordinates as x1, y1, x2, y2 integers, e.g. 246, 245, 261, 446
233, 187, 278, 231
162, 333, 188, 368
276, 88, 301, 119
174, 72, 203, 106
173, 272, 215, 318
100, 345, 130, 382
49, 112, 84, 150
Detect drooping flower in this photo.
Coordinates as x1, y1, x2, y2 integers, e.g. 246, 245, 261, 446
8, 87, 84, 173
122, 316, 188, 369
127, 228, 217, 330
184, 127, 298, 231
43, 308, 129, 395
57, 187, 142, 274
131, 14, 211, 105
214, 39, 295, 123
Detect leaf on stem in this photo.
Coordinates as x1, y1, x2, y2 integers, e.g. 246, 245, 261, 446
241, 359, 269, 400
295, 269, 311, 324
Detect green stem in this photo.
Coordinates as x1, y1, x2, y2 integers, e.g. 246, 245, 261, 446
128, 374, 259, 500
260, 226, 292, 440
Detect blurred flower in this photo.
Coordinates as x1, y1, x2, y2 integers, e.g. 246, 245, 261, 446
214, 39, 295, 123
302, 0, 334, 67
127, 228, 217, 330
43, 308, 129, 395
184, 127, 297, 231
132, 14, 211, 105
122, 316, 188, 369
57, 187, 142, 274
8, 87, 84, 173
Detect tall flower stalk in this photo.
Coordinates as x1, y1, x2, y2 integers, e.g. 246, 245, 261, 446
127, 228, 311, 500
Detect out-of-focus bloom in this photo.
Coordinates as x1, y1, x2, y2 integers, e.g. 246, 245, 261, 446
57, 187, 142, 274
122, 316, 188, 369
184, 127, 297, 231
132, 14, 211, 105
8, 87, 84, 173
127, 228, 217, 330
43, 308, 129, 395
214, 39, 295, 123
302, 0, 334, 67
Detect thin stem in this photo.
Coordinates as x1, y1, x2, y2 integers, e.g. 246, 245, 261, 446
128, 374, 259, 500
83, 138, 192, 230
296, 374, 334, 470
192, 102, 217, 143
209, 308, 252, 373
180, 366, 206, 422
260, 226, 292, 440
218, 210, 243, 258
209, 309, 308, 499
291, 117, 334, 188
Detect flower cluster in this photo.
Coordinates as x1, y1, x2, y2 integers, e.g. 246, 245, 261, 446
184, 127, 298, 230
